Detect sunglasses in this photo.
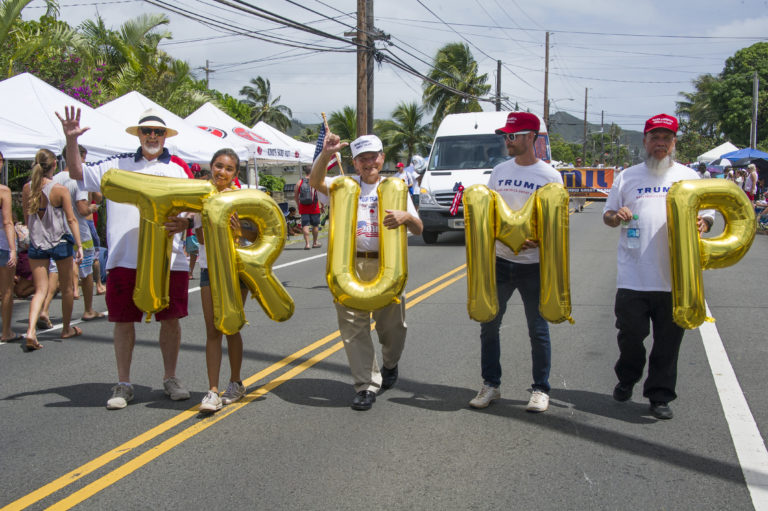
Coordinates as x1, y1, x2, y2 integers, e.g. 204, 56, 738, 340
140, 127, 167, 137
502, 131, 532, 142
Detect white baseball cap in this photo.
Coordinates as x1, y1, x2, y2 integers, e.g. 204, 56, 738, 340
350, 134, 383, 158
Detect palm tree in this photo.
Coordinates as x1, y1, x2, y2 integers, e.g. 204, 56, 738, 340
375, 101, 432, 164
327, 106, 357, 171
239, 76, 293, 131
0, 0, 58, 48
89, 14, 208, 115
676, 74, 722, 139
422, 42, 491, 128
327, 106, 357, 141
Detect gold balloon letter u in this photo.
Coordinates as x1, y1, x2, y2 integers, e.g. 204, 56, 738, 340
326, 177, 408, 311
463, 183, 572, 324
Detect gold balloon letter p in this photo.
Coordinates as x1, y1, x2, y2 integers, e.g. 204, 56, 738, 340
463, 183, 572, 324
666, 179, 755, 329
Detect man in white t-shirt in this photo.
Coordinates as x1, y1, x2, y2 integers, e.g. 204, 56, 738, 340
603, 113, 713, 420
310, 133, 422, 411
58, 106, 192, 410
468, 112, 563, 414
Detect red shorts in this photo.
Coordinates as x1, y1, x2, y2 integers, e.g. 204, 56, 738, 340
106, 267, 189, 322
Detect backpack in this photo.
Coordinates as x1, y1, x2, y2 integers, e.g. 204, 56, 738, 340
298, 179, 315, 205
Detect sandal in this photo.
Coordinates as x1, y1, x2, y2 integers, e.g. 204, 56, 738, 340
36, 317, 53, 330
61, 326, 83, 339
23, 338, 43, 351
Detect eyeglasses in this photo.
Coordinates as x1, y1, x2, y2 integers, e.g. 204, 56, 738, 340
140, 127, 167, 137
502, 131, 532, 142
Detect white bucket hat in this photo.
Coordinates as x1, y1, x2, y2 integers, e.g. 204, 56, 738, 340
125, 108, 178, 137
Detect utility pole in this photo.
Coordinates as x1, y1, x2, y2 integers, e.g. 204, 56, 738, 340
600, 110, 605, 164
202, 59, 213, 88
751, 70, 759, 149
347, 0, 388, 137
543, 32, 549, 126
495, 60, 502, 111
355, 0, 370, 137
582, 88, 588, 163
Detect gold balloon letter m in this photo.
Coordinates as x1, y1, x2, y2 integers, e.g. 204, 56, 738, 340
463, 183, 572, 324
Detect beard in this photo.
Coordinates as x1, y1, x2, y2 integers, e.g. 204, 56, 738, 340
141, 140, 163, 157
645, 149, 675, 177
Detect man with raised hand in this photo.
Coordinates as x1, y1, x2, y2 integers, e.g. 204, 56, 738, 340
58, 106, 192, 410
310, 131, 422, 411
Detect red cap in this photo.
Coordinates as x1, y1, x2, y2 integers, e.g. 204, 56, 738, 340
396, 162, 404, 168
496, 112, 540, 135
644, 114, 678, 134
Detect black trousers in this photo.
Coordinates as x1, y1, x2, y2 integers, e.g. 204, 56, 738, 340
614, 288, 685, 403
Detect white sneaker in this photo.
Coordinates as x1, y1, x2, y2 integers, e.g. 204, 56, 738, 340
163, 376, 190, 401
469, 384, 500, 409
526, 390, 549, 412
221, 381, 246, 405
199, 391, 222, 413
106, 383, 134, 410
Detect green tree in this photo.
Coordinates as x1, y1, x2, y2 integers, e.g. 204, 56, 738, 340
239, 76, 293, 131
549, 133, 576, 163
375, 101, 432, 164
422, 42, 491, 128
709, 42, 768, 148
296, 125, 319, 143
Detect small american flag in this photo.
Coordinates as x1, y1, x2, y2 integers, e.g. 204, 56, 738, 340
313, 123, 338, 171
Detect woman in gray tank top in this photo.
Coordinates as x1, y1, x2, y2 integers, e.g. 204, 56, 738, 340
21, 149, 83, 350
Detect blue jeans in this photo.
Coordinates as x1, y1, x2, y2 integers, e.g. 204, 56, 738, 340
480, 258, 551, 392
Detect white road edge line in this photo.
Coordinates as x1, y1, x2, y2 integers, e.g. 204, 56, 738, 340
0, 252, 330, 343
700, 301, 768, 510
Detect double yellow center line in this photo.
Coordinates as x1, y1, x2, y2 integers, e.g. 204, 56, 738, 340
2, 264, 467, 511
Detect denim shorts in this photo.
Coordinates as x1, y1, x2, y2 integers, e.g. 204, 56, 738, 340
28, 237, 73, 261
0, 249, 8, 267
200, 267, 210, 287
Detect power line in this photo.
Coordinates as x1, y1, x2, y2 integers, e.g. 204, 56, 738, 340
375, 16, 768, 40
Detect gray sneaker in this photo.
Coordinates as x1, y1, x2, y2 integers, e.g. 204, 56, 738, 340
221, 381, 246, 405
469, 384, 500, 409
106, 383, 134, 410
199, 391, 222, 413
163, 376, 190, 401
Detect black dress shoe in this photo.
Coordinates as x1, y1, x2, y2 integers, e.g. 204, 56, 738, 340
613, 382, 633, 402
381, 364, 398, 390
650, 401, 673, 420
351, 390, 376, 411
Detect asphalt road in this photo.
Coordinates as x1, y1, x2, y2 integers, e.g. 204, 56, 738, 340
1, 202, 766, 510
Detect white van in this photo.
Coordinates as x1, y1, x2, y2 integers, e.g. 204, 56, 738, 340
418, 111, 551, 244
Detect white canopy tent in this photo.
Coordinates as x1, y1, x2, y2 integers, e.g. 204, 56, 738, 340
0, 72, 138, 161
251, 120, 315, 164
697, 141, 739, 163
97, 92, 248, 164
186, 102, 312, 165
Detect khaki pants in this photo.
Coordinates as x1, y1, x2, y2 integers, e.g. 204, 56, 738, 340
334, 257, 407, 393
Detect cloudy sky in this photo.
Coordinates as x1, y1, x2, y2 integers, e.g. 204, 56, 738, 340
25, 0, 768, 132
